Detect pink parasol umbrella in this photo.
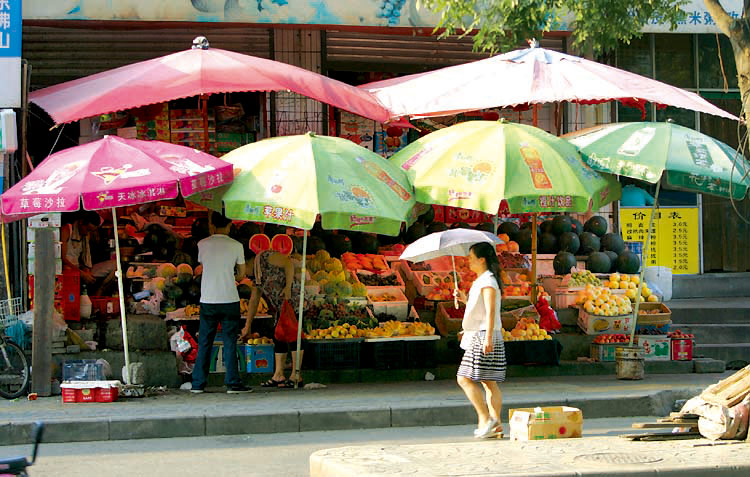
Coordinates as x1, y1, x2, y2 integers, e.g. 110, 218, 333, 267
1, 135, 234, 383
360, 44, 739, 122
30, 37, 391, 125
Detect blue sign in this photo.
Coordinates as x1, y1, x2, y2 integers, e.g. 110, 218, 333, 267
0, 0, 21, 58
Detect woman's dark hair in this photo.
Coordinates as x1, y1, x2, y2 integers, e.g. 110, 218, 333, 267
78, 211, 103, 227
210, 211, 233, 229
469, 242, 503, 292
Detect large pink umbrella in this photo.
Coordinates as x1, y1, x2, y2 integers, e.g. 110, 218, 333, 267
30, 37, 390, 125
360, 45, 739, 122
1, 135, 233, 382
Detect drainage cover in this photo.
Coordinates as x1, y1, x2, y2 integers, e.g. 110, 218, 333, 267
573, 453, 663, 465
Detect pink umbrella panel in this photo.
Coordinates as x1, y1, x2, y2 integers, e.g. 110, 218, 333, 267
30, 42, 391, 125
1, 135, 233, 216
360, 46, 739, 122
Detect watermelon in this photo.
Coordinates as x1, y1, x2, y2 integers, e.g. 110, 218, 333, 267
165, 285, 183, 300
587, 252, 612, 273
335, 281, 353, 298
306, 236, 326, 255
540, 219, 554, 235
188, 283, 201, 300
176, 263, 193, 276
553, 252, 577, 275
571, 218, 584, 236
601, 233, 626, 255
175, 272, 192, 286
328, 234, 352, 258
264, 223, 287, 237
271, 234, 294, 255
516, 228, 534, 254
239, 222, 261, 239
604, 251, 619, 272
172, 251, 194, 268
551, 216, 573, 236
236, 284, 252, 300
558, 232, 580, 254
404, 223, 427, 244
249, 234, 271, 254
191, 218, 210, 242
426, 222, 449, 234
354, 234, 380, 254
418, 206, 435, 225
584, 216, 608, 237
156, 263, 178, 280
538, 233, 558, 254
579, 232, 601, 255
475, 222, 495, 233
498, 221, 520, 241
617, 251, 641, 274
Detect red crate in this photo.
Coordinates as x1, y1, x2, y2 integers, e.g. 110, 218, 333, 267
671, 338, 694, 361
61, 382, 120, 403
90, 296, 120, 316
96, 386, 119, 403
30, 270, 80, 321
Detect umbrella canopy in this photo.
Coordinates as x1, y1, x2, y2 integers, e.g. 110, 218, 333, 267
399, 228, 503, 262
564, 122, 750, 200
188, 132, 417, 236
30, 38, 391, 125
1, 135, 233, 215
360, 45, 739, 122
389, 120, 621, 215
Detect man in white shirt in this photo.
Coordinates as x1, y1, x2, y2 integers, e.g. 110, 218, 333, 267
191, 212, 250, 394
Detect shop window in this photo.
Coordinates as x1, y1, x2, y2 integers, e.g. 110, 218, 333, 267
698, 34, 738, 90
655, 34, 695, 89
616, 35, 653, 78
617, 103, 652, 123
699, 96, 743, 149
656, 106, 696, 129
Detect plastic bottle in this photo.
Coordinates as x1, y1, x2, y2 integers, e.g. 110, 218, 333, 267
80, 285, 92, 319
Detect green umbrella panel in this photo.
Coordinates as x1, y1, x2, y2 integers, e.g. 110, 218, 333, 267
389, 120, 621, 215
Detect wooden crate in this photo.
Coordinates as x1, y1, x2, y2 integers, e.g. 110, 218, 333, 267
700, 364, 750, 408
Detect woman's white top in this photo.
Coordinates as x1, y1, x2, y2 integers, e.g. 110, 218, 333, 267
460, 270, 503, 350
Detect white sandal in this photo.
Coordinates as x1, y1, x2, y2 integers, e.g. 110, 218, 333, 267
474, 418, 498, 439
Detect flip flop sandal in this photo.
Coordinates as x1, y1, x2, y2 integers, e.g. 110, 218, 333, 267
474, 418, 499, 439
277, 379, 296, 389
261, 378, 287, 388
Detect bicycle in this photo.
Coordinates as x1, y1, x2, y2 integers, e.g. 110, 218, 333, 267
0, 298, 30, 399
0, 422, 44, 476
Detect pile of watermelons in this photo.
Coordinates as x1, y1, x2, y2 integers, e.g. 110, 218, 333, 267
547, 215, 640, 275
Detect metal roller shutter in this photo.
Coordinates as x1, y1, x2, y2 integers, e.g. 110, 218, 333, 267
22, 25, 272, 89
324, 30, 565, 72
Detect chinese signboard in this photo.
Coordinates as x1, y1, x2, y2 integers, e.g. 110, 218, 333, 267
620, 207, 700, 275
22, 0, 740, 34
0, 0, 20, 108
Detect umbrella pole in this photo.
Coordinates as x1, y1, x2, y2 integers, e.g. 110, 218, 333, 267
202, 95, 210, 154
531, 213, 538, 304
628, 180, 661, 347
451, 254, 459, 309
493, 215, 499, 235
111, 208, 131, 384
294, 230, 308, 389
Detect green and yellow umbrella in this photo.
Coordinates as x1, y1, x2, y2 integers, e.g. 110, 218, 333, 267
390, 120, 621, 215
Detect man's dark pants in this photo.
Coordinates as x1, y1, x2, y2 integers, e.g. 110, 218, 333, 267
192, 301, 242, 389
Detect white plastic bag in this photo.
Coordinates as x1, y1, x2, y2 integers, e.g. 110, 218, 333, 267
169, 328, 191, 353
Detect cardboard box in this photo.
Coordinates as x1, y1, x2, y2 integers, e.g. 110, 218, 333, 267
577, 309, 632, 335
367, 287, 409, 320
635, 335, 670, 361
240, 344, 275, 373
590, 343, 619, 362
509, 406, 583, 441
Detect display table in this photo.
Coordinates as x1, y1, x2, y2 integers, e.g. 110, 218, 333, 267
503, 339, 562, 366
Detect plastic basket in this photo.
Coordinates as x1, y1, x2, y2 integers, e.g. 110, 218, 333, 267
306, 339, 362, 370
63, 359, 106, 382
362, 340, 405, 369
0, 297, 24, 333
404, 339, 437, 368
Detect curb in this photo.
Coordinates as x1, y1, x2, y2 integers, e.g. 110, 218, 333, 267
3, 387, 703, 445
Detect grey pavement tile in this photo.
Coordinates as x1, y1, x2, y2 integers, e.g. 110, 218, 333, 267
300, 408, 391, 432
109, 416, 205, 440
206, 412, 299, 436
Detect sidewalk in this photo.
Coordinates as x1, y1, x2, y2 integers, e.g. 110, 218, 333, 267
0, 372, 730, 446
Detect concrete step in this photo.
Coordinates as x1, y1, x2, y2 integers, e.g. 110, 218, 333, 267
669, 323, 750, 345
666, 297, 750, 324
694, 343, 750, 364
672, 273, 750, 299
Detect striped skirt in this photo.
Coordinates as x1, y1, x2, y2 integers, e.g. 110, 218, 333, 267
457, 330, 507, 382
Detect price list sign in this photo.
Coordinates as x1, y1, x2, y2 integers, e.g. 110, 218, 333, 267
619, 207, 700, 274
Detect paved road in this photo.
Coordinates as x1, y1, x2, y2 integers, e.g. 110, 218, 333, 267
1, 417, 651, 477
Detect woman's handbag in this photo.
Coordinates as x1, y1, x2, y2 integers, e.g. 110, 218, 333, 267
274, 300, 299, 343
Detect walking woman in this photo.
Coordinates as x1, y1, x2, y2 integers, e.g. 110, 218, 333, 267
456, 241, 507, 438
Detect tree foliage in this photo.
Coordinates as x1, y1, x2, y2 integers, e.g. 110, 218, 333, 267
419, 0, 689, 54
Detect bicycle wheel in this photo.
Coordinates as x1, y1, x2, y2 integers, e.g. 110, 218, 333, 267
0, 339, 30, 399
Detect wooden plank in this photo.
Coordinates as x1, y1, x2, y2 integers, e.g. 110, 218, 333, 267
632, 423, 698, 429
621, 432, 701, 441
31, 228, 54, 396
701, 365, 750, 407
656, 418, 700, 425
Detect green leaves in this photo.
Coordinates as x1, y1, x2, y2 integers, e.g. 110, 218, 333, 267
420, 0, 689, 54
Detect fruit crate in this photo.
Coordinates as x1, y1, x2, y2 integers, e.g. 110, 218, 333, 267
29, 269, 80, 322
636, 302, 671, 325
413, 271, 453, 296
61, 381, 121, 403
635, 335, 670, 361
671, 338, 694, 361
435, 301, 463, 336
90, 296, 121, 316
357, 269, 406, 291
239, 344, 275, 373
404, 337, 438, 368
577, 309, 633, 335
367, 287, 409, 320
589, 343, 619, 362
362, 340, 405, 369
306, 339, 363, 370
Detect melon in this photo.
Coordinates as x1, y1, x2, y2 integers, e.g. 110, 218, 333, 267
617, 251, 641, 274
151, 277, 167, 291
584, 216, 608, 237
175, 273, 193, 286
328, 234, 352, 258
194, 264, 203, 276
239, 222, 261, 239
176, 263, 193, 276
553, 252, 577, 275
271, 234, 293, 255
165, 285, 183, 300
551, 216, 573, 236
249, 234, 271, 254
587, 252, 612, 274
516, 228, 534, 254
315, 249, 331, 261
404, 223, 427, 244
426, 222, 449, 234
156, 263, 178, 280
579, 232, 601, 255
474, 222, 495, 233
335, 281, 353, 298
498, 221, 520, 241
324, 258, 344, 273
571, 218, 584, 236
558, 232, 580, 254
236, 284, 252, 299
264, 223, 287, 237
601, 233, 626, 255
604, 251, 619, 272
323, 282, 338, 295
452, 222, 471, 230
188, 283, 201, 300
191, 218, 210, 242
418, 206, 435, 225
538, 233, 558, 254
313, 270, 328, 282
307, 236, 326, 255
172, 251, 194, 268
352, 283, 367, 297
355, 234, 380, 254
540, 219, 555, 235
